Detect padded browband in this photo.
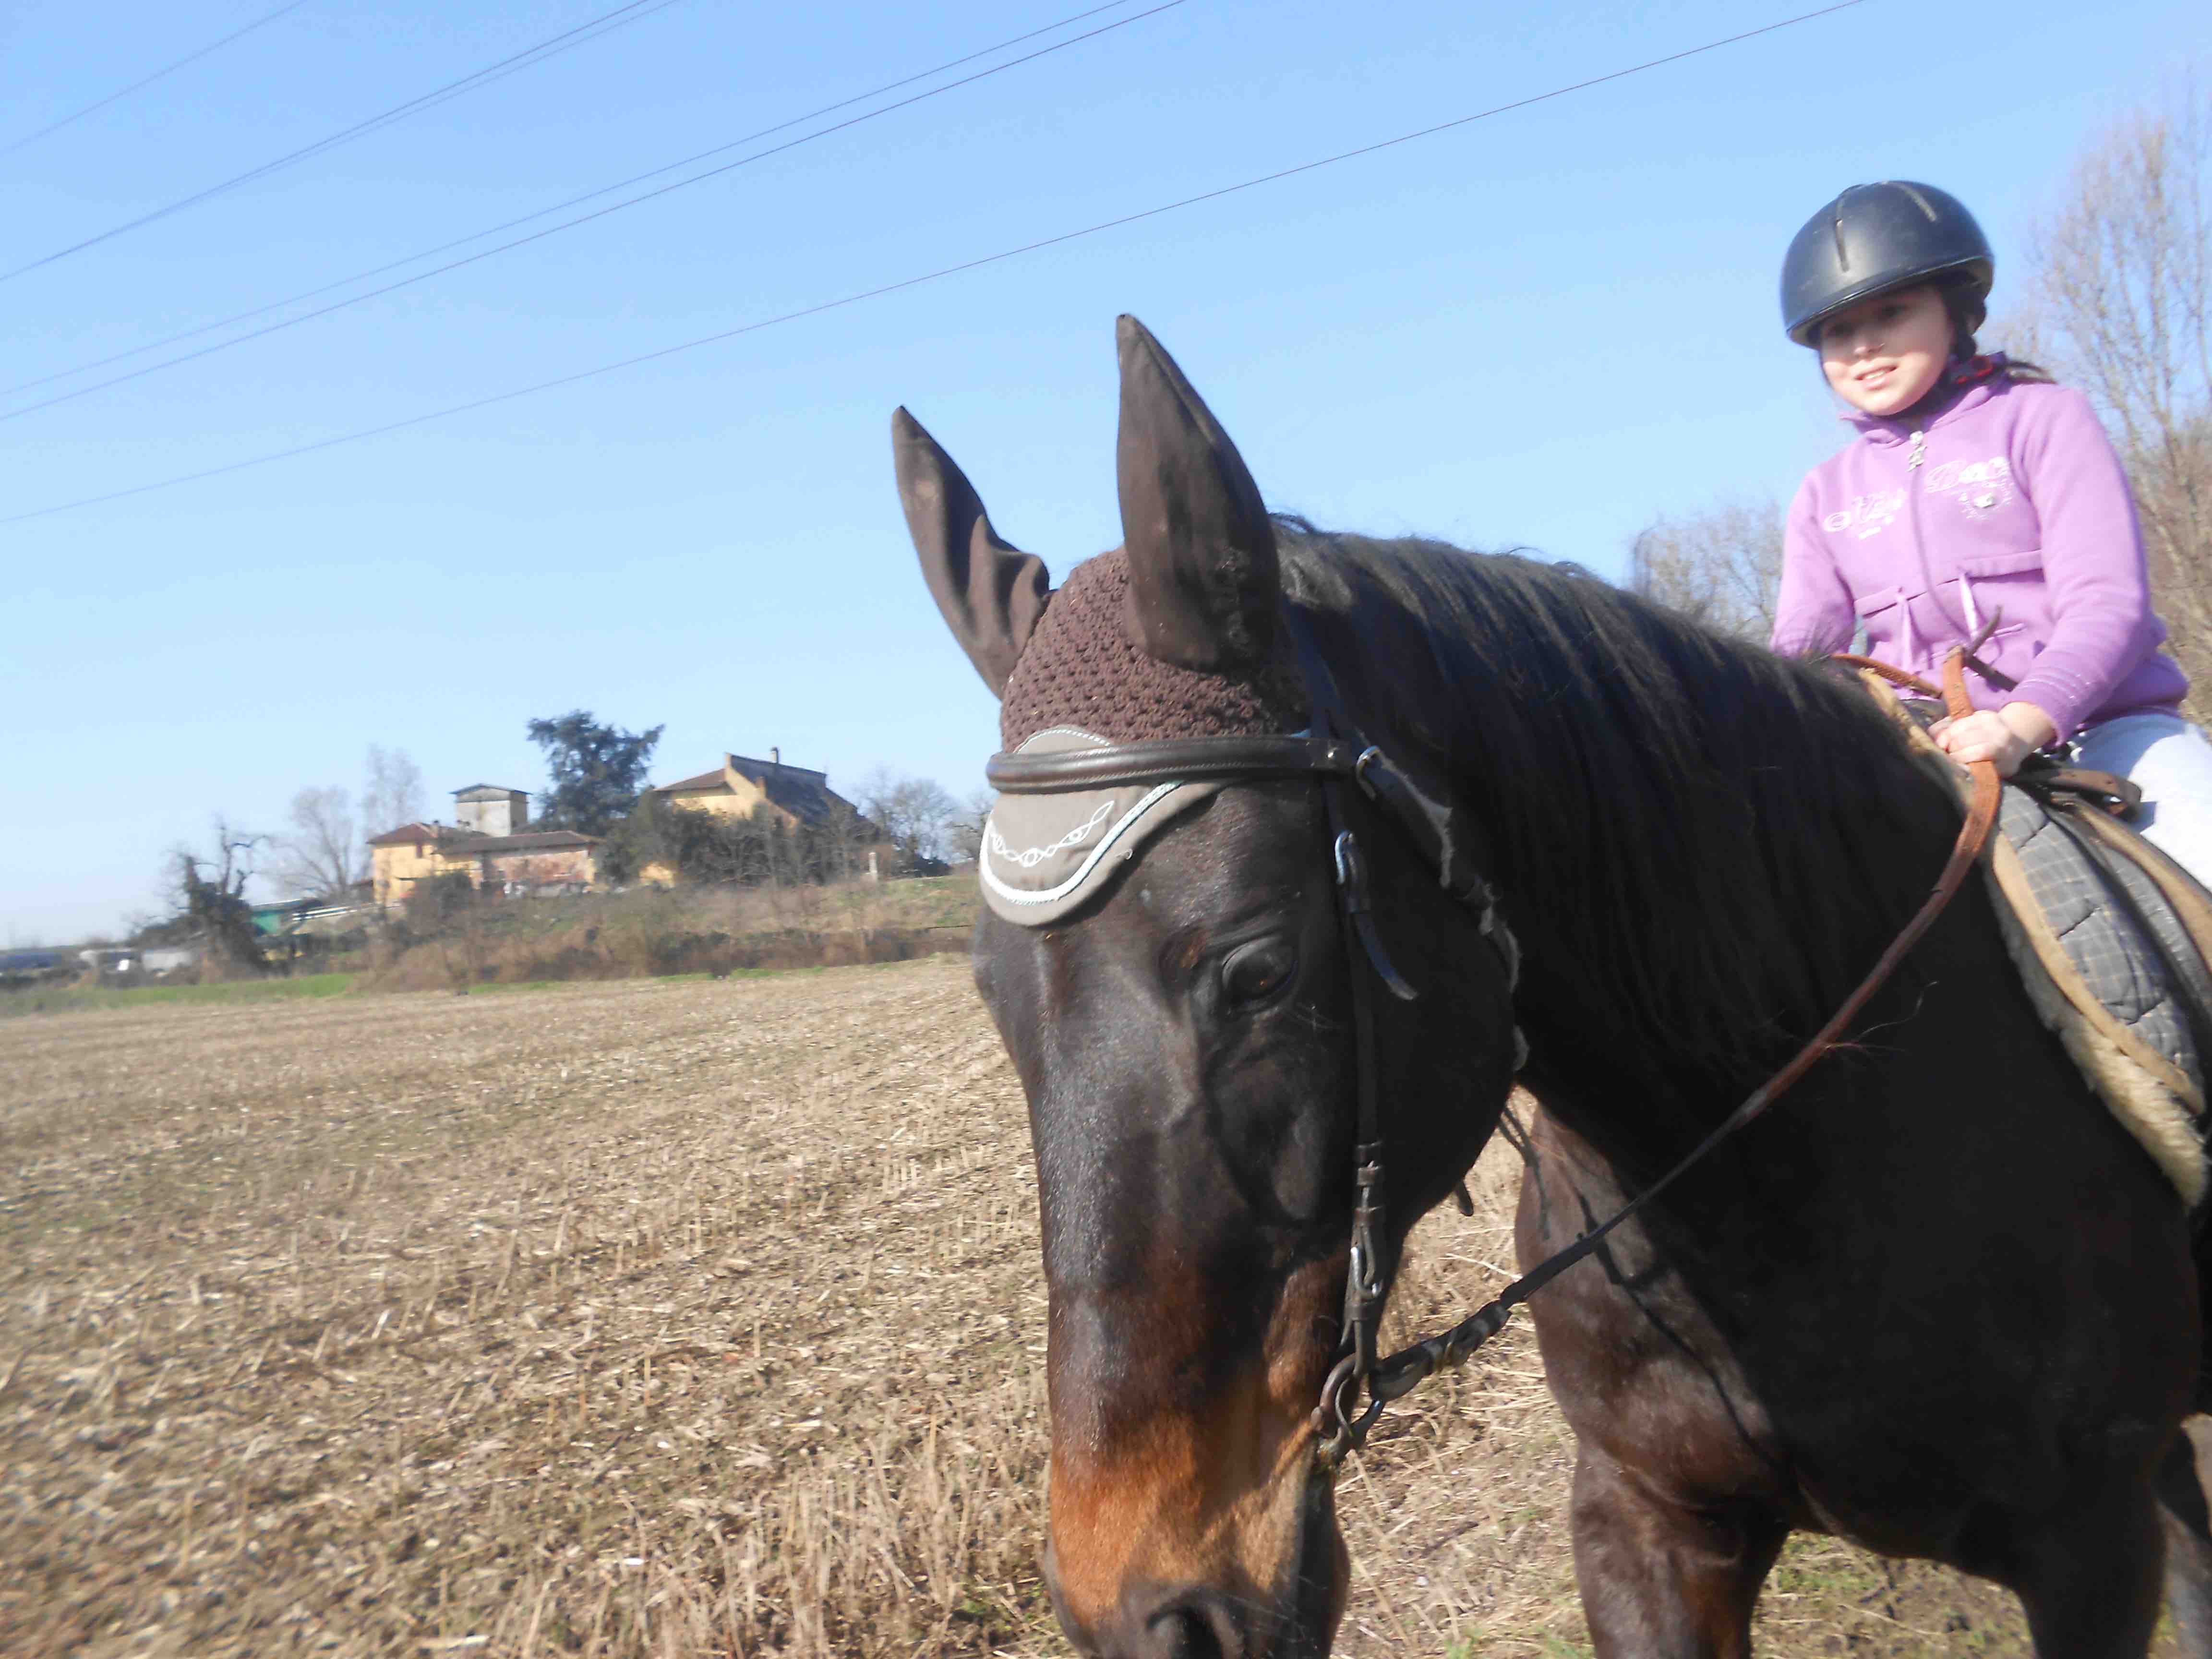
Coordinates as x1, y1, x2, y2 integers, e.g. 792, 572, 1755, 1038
988, 733, 1492, 912
986, 734, 1363, 793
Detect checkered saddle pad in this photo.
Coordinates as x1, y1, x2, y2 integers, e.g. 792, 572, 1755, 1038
1861, 673, 2212, 1206
1982, 771, 2212, 1205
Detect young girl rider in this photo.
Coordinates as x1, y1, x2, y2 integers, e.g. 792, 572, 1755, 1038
1768, 180, 2212, 884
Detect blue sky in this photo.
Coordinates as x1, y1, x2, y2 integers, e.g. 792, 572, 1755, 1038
4, 0, 2206, 941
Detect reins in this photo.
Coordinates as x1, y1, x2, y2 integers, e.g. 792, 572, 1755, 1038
985, 638, 2003, 1475
1311, 648, 2002, 1464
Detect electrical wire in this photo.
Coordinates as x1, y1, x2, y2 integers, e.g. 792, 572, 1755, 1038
0, 0, 1182, 423
2, 0, 1150, 401
1, 0, 1871, 529
3, 0, 313, 157
0, 0, 692, 284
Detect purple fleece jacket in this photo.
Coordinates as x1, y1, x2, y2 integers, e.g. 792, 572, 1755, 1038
1769, 361, 2188, 740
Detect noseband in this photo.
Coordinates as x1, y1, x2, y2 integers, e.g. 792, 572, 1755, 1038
985, 622, 2001, 1476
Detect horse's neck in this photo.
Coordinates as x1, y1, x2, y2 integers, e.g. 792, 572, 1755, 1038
1467, 681, 1963, 1122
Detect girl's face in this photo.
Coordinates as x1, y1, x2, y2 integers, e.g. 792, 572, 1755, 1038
1816, 284, 1952, 418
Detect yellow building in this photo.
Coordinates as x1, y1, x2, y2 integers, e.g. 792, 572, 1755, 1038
649, 750, 842, 821
369, 821, 603, 907
635, 751, 860, 885
367, 822, 452, 909
368, 784, 601, 907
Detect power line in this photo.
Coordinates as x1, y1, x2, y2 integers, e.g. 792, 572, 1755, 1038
0, 0, 692, 284
0, 0, 1180, 422
3, 0, 1149, 402
2, 0, 1871, 529
3, 0, 313, 157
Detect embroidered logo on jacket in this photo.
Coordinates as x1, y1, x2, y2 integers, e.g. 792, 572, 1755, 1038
1823, 488, 1906, 539
1923, 455, 2015, 519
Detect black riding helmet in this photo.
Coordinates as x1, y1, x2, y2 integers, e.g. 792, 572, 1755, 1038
1780, 181, 1993, 347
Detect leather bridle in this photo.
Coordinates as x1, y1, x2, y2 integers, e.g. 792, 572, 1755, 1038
985, 619, 2001, 1477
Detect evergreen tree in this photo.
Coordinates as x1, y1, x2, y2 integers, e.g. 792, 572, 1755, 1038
526, 711, 663, 834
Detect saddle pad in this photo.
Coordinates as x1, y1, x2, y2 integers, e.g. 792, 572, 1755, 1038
1859, 670, 2212, 1205
979, 727, 1227, 924
1996, 784, 2210, 1100
1981, 784, 2212, 1207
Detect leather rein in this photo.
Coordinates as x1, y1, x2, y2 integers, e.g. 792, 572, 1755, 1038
985, 632, 2002, 1475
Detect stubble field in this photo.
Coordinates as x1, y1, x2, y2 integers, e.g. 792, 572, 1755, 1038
2, 959, 2056, 1654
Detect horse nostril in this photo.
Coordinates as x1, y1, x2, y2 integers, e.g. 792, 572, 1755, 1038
1144, 1592, 1247, 1659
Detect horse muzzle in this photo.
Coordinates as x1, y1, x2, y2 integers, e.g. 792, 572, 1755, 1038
1042, 1462, 1348, 1659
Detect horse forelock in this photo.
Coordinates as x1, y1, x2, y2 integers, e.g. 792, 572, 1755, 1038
998, 550, 1303, 750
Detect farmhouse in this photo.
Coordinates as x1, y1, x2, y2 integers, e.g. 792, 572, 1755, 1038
643, 749, 852, 827
633, 750, 862, 886
366, 822, 451, 907
368, 784, 601, 907
437, 829, 601, 894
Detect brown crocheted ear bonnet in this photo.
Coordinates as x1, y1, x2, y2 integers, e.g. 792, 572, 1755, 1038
997, 549, 1303, 751
978, 549, 1307, 926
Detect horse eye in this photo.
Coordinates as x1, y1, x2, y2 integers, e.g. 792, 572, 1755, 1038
1220, 938, 1297, 1009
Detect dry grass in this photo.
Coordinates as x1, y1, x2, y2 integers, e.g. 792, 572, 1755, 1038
0, 959, 2078, 1655
365, 879, 978, 992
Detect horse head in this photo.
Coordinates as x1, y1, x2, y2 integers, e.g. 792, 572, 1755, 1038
894, 316, 1522, 1658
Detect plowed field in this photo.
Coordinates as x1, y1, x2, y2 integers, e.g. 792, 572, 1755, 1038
2, 961, 2044, 1654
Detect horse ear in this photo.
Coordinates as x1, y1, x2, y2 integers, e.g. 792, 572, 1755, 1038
1114, 315, 1279, 673
893, 407, 1051, 697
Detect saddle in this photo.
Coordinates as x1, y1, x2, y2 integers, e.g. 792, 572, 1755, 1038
1864, 674, 2212, 1207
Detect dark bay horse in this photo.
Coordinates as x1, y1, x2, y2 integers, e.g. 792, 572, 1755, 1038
892, 314, 2212, 1657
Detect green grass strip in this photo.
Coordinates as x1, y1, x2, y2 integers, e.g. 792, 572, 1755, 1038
0, 971, 361, 1017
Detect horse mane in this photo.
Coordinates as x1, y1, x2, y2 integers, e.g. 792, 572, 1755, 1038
1273, 515, 1965, 1097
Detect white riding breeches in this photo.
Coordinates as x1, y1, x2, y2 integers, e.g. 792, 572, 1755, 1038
2072, 711, 2212, 890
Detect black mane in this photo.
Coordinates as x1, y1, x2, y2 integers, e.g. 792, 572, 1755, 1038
1274, 516, 1964, 1104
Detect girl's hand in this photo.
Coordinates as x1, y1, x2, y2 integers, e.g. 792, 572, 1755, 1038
1929, 701, 2059, 778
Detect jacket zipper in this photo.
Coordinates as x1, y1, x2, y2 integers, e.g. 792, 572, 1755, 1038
1902, 429, 1930, 674
1901, 425, 1971, 670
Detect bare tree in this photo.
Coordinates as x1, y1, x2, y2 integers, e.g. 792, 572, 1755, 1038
362, 744, 426, 839
2024, 88, 2212, 708
168, 817, 267, 979
818, 797, 869, 885
855, 768, 961, 869
272, 786, 364, 899
945, 790, 994, 866
1626, 498, 1786, 641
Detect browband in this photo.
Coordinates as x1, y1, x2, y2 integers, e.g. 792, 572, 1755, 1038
986, 734, 1362, 793
987, 731, 1495, 914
